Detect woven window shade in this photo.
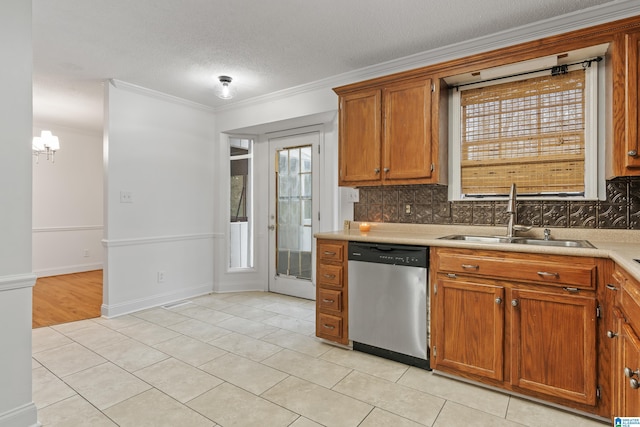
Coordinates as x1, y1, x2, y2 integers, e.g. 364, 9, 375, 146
460, 69, 585, 196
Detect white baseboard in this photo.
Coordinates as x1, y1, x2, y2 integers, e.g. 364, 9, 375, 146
35, 263, 103, 278
101, 283, 213, 318
0, 402, 39, 427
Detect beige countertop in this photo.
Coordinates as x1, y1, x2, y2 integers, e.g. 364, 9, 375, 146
315, 222, 640, 281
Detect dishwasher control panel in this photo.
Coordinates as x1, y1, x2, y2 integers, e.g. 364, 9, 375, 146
348, 242, 428, 268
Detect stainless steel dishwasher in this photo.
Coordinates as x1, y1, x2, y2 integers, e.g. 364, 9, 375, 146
348, 242, 430, 369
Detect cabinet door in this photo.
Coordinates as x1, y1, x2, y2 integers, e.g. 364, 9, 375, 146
614, 321, 640, 417
383, 79, 433, 181
338, 89, 382, 185
432, 275, 504, 381
625, 31, 640, 170
510, 289, 597, 405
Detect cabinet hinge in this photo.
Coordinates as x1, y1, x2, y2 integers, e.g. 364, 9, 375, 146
431, 83, 435, 92
433, 346, 436, 358
434, 283, 437, 294
318, 211, 320, 221
596, 305, 601, 319
430, 163, 435, 172
318, 145, 320, 154
596, 386, 601, 400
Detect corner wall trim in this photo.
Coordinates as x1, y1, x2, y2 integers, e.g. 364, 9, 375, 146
32, 225, 103, 233
0, 401, 39, 427
0, 273, 37, 292
102, 233, 215, 248
101, 282, 212, 317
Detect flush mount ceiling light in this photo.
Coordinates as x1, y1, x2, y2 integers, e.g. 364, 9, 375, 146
32, 130, 60, 163
215, 75, 236, 100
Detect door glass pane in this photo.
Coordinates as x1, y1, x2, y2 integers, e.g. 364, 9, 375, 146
276, 145, 312, 280
229, 137, 253, 269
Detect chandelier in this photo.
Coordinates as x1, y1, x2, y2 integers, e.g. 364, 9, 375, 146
32, 130, 60, 163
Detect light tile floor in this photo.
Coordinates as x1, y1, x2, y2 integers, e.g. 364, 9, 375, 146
32, 291, 609, 427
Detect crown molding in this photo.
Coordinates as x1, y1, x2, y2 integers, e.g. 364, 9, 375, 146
108, 79, 216, 113
215, 0, 640, 114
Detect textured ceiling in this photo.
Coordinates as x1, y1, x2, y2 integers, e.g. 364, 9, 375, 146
32, 0, 619, 132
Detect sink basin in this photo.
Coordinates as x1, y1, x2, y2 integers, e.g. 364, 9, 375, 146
438, 235, 594, 248
510, 237, 595, 248
439, 235, 513, 244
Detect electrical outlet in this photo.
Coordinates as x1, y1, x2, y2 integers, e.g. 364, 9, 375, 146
405, 204, 411, 214
120, 191, 133, 203
157, 271, 165, 283
83, 249, 90, 257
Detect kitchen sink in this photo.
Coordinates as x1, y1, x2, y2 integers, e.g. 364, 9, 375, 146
438, 235, 595, 248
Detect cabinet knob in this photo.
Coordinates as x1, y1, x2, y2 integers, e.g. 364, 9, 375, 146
495, 297, 502, 305
511, 299, 519, 307
631, 378, 640, 390
607, 330, 618, 339
624, 367, 639, 378
383, 167, 390, 173
629, 150, 638, 157
374, 168, 380, 174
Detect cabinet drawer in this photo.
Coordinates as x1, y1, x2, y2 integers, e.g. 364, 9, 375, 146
317, 313, 344, 340
437, 251, 596, 289
318, 264, 343, 288
318, 242, 344, 262
318, 288, 342, 312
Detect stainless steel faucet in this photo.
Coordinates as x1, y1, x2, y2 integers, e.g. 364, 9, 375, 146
506, 183, 531, 238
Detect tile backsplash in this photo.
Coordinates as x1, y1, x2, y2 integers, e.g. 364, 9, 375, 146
353, 177, 640, 230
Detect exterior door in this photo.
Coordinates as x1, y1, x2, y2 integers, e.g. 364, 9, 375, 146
268, 131, 320, 300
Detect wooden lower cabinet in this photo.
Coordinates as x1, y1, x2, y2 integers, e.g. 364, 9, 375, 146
610, 266, 640, 417
433, 276, 504, 381
315, 239, 348, 345
510, 289, 597, 405
431, 247, 603, 415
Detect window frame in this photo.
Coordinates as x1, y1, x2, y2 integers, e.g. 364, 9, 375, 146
228, 136, 255, 271
448, 59, 602, 201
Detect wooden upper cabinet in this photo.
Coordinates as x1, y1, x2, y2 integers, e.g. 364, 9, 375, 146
383, 79, 433, 182
336, 77, 444, 187
624, 31, 640, 171
338, 89, 382, 185
610, 29, 640, 177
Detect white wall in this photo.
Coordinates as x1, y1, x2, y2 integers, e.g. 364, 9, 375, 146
0, 1, 39, 426
102, 81, 216, 317
32, 124, 103, 277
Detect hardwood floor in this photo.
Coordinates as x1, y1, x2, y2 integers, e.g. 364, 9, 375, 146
32, 270, 103, 328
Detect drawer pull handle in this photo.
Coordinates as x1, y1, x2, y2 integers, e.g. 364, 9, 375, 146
323, 251, 336, 256
537, 271, 559, 278
562, 287, 579, 293
461, 264, 479, 270
447, 273, 457, 279
322, 299, 335, 303
323, 324, 335, 330
606, 284, 619, 291
607, 330, 618, 339
323, 274, 336, 279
